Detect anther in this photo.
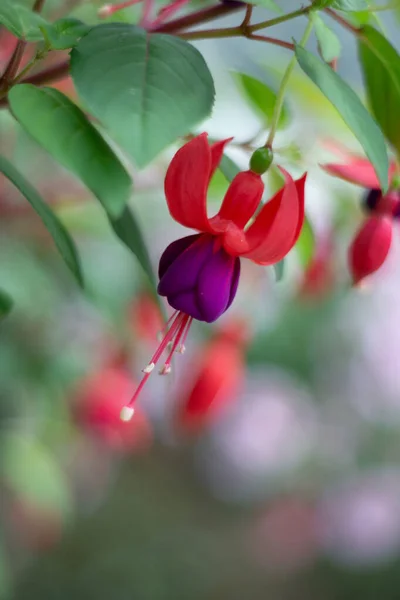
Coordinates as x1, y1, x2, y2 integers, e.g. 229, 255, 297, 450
120, 406, 135, 421
142, 362, 155, 373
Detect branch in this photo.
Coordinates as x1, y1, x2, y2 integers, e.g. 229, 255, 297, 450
153, 3, 244, 32
180, 26, 295, 51
324, 7, 360, 34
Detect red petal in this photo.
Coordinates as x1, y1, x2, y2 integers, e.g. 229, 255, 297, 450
349, 216, 392, 284
216, 170, 264, 228
164, 133, 212, 232
242, 169, 306, 265
322, 158, 397, 189
176, 338, 244, 433
210, 137, 233, 178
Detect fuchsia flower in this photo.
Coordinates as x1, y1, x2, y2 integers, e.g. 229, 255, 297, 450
121, 133, 306, 420
322, 143, 400, 284
322, 143, 400, 215
175, 318, 249, 434
349, 216, 393, 285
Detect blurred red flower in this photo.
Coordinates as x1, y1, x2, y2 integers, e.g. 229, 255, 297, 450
349, 216, 393, 285
175, 318, 249, 434
128, 290, 163, 345
72, 367, 152, 452
299, 236, 335, 299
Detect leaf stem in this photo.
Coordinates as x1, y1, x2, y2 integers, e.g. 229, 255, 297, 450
153, 2, 245, 32
249, 5, 314, 32
324, 8, 360, 34
180, 26, 294, 50
242, 4, 253, 29
0, 41, 27, 96
265, 18, 314, 148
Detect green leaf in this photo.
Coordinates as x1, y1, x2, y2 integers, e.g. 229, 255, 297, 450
219, 154, 241, 182
247, 0, 283, 13
295, 44, 389, 192
0, 156, 83, 286
109, 207, 156, 292
311, 0, 337, 8
296, 216, 315, 267
358, 26, 400, 153
70, 24, 215, 167
0, 289, 13, 321
332, 0, 368, 10
9, 85, 132, 219
40, 18, 91, 50
312, 14, 342, 62
233, 72, 289, 128
0, 1, 48, 41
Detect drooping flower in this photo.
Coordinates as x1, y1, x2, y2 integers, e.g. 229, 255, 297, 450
349, 216, 393, 285
321, 142, 399, 283
321, 142, 400, 217
175, 318, 249, 434
121, 133, 306, 420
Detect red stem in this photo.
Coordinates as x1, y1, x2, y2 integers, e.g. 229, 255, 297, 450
153, 3, 244, 32
325, 7, 360, 34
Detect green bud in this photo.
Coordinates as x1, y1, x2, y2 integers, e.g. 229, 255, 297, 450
249, 147, 273, 175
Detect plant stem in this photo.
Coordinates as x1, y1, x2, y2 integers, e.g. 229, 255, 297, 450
242, 4, 253, 28
180, 26, 242, 40
265, 18, 314, 148
154, 2, 245, 32
11, 49, 48, 85
180, 26, 294, 50
0, 41, 27, 95
249, 5, 313, 33
324, 8, 360, 33
247, 33, 295, 51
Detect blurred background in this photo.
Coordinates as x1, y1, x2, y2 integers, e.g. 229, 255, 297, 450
2, 1, 400, 598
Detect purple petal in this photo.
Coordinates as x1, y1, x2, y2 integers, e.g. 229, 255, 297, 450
158, 235, 213, 298
158, 234, 200, 280
168, 291, 203, 321
226, 258, 241, 311
196, 248, 239, 323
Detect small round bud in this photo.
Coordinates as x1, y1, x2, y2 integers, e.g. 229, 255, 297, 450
249, 147, 273, 175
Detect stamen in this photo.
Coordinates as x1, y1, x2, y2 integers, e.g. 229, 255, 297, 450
178, 316, 192, 354
160, 314, 190, 374
120, 311, 189, 419
120, 406, 135, 422
157, 310, 178, 338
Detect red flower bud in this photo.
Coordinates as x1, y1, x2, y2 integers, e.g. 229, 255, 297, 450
349, 216, 392, 285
